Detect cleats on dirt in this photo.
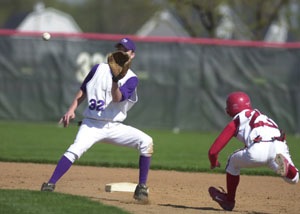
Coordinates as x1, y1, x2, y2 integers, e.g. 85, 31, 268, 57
208, 186, 235, 211
134, 184, 149, 202
41, 182, 55, 192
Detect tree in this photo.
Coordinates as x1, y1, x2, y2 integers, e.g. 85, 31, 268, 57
68, 0, 160, 34
169, 0, 297, 41
0, 0, 160, 35
2, 0, 299, 41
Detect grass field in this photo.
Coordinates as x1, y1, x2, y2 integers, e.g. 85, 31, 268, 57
0, 189, 130, 214
1, 120, 299, 213
1, 120, 299, 175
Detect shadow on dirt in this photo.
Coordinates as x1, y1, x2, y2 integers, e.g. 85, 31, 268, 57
158, 204, 271, 214
158, 203, 220, 211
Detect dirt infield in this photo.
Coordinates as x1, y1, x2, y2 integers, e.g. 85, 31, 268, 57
1, 162, 299, 214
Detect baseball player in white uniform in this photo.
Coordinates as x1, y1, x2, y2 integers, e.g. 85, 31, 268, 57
208, 91, 299, 211
41, 38, 153, 202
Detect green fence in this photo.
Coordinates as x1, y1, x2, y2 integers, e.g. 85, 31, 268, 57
0, 31, 299, 134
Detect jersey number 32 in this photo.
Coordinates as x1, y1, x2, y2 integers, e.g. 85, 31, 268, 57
89, 99, 105, 111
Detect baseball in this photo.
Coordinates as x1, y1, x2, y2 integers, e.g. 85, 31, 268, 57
42, 32, 51, 41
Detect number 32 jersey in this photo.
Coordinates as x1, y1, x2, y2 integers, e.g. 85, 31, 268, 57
80, 63, 138, 122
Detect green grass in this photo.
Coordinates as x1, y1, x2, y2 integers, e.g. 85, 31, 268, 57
0, 120, 299, 176
0, 189, 130, 214
1, 120, 299, 214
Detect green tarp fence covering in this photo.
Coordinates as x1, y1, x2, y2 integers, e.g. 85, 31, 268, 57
0, 32, 299, 134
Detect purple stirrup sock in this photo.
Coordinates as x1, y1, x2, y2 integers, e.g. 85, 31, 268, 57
48, 155, 72, 184
139, 156, 151, 185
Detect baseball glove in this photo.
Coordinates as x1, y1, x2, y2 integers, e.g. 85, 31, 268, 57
108, 51, 131, 82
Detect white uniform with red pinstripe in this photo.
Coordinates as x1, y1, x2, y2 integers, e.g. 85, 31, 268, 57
226, 109, 299, 183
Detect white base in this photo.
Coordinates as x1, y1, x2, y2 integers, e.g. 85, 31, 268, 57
105, 182, 137, 193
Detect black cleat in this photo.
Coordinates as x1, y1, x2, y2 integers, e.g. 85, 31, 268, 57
133, 184, 149, 202
41, 182, 55, 192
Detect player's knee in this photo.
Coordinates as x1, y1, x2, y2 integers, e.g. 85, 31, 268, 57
139, 136, 153, 157
226, 161, 241, 176
226, 168, 240, 176
64, 151, 78, 163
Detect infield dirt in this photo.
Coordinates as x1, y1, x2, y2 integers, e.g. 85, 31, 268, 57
1, 162, 299, 214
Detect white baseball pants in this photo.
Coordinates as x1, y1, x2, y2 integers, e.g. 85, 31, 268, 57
226, 140, 299, 184
64, 118, 153, 162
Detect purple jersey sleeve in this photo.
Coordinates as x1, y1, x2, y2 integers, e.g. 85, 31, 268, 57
80, 64, 99, 93
120, 76, 138, 101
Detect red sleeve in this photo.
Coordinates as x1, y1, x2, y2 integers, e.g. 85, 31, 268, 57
208, 119, 239, 167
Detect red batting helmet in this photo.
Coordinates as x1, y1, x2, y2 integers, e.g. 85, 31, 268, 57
226, 92, 252, 117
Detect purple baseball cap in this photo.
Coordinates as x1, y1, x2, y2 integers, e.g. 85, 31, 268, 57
116, 38, 136, 52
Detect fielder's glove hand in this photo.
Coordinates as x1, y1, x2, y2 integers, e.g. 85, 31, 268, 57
108, 51, 131, 82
